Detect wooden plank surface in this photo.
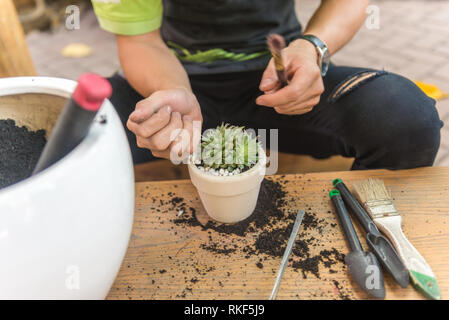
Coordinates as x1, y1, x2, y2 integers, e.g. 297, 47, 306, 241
108, 166, 449, 300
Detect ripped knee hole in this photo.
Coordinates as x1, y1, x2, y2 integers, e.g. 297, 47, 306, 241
328, 70, 387, 104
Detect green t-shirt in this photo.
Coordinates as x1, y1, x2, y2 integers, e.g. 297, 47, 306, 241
91, 0, 302, 74
92, 0, 163, 36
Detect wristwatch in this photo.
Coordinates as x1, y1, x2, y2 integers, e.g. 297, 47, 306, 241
301, 34, 330, 77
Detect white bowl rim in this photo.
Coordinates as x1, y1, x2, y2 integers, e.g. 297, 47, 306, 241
0, 76, 107, 194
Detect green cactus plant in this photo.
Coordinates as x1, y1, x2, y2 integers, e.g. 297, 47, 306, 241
195, 123, 259, 174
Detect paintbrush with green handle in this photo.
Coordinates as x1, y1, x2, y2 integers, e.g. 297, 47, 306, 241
353, 179, 440, 300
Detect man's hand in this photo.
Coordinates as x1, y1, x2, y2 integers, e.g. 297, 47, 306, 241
256, 39, 324, 115
127, 88, 202, 160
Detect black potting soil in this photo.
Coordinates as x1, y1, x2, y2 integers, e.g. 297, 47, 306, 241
200, 242, 237, 256
173, 206, 201, 227
201, 178, 286, 237
254, 222, 294, 256
161, 177, 352, 299
332, 280, 351, 300
0, 119, 46, 189
169, 178, 346, 284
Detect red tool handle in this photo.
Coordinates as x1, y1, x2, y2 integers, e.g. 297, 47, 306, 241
33, 73, 112, 174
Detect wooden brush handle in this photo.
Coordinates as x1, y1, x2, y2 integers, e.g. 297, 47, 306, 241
375, 215, 435, 277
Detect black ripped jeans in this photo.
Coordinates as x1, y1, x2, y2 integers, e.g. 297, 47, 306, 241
108, 64, 443, 170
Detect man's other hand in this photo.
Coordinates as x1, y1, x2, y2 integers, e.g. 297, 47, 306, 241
256, 39, 324, 115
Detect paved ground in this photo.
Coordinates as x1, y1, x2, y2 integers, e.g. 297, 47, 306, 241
26, 0, 449, 166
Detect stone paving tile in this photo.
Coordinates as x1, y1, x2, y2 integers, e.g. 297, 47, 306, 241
26, 10, 119, 79
25, 0, 449, 166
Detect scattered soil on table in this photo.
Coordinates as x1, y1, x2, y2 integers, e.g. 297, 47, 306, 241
291, 248, 345, 279
171, 179, 286, 235
201, 178, 286, 236
168, 177, 347, 296
0, 119, 46, 189
200, 242, 237, 256
172, 204, 201, 227
332, 280, 351, 300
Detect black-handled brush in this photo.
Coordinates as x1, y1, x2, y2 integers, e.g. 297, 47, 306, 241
333, 178, 410, 288
329, 189, 386, 299
33, 73, 112, 174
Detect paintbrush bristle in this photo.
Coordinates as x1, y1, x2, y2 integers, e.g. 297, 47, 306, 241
353, 179, 399, 219
267, 34, 286, 52
353, 179, 392, 203
266, 34, 288, 86
267, 34, 286, 70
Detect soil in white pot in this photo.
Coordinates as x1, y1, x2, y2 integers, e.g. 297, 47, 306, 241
0, 119, 46, 189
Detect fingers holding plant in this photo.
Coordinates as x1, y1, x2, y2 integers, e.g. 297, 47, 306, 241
127, 88, 202, 161
153, 114, 201, 162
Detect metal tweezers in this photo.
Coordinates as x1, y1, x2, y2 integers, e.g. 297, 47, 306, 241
269, 209, 306, 300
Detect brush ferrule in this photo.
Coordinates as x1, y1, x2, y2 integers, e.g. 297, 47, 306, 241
271, 54, 284, 71
364, 200, 399, 219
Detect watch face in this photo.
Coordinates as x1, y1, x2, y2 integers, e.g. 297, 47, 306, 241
322, 48, 330, 65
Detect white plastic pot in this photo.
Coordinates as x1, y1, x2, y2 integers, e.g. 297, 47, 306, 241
188, 147, 266, 223
0, 77, 134, 299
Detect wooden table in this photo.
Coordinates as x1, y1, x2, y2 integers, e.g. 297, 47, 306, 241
108, 167, 449, 300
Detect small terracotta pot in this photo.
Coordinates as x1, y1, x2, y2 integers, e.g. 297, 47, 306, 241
188, 146, 266, 223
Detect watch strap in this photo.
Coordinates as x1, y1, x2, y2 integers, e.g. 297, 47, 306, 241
301, 34, 330, 77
